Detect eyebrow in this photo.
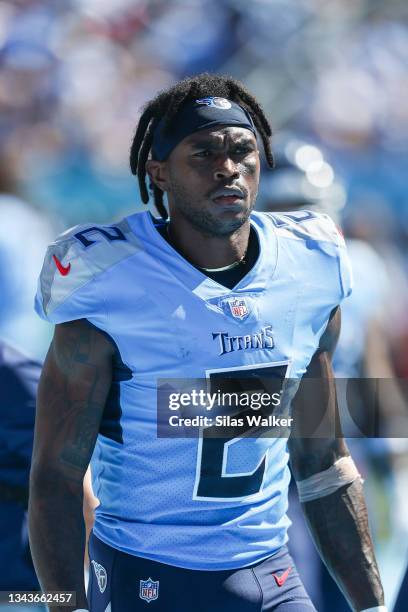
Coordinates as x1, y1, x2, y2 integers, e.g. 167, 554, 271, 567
189, 136, 256, 149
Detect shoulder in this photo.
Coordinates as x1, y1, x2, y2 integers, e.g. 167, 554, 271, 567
253, 209, 344, 246
35, 216, 141, 322
47, 216, 141, 264
253, 210, 352, 300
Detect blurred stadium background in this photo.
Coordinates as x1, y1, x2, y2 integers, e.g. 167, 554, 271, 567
0, 0, 407, 609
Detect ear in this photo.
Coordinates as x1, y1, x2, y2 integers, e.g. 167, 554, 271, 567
146, 160, 170, 193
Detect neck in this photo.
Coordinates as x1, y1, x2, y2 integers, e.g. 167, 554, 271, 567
166, 215, 250, 270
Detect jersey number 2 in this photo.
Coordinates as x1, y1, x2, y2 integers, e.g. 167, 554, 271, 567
193, 362, 288, 501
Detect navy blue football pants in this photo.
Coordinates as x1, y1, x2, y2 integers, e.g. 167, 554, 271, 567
88, 532, 316, 611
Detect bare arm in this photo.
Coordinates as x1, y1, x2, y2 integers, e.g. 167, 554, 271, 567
288, 307, 385, 611
29, 320, 114, 611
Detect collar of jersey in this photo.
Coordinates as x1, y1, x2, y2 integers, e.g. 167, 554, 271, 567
130, 210, 276, 300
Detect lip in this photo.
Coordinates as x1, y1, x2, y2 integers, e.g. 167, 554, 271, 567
211, 186, 245, 198
213, 196, 244, 207
210, 186, 246, 206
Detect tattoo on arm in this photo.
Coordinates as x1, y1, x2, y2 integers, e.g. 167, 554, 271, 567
59, 401, 103, 472
33, 320, 113, 480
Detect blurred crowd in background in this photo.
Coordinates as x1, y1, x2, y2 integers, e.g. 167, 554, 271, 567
0, 0, 407, 609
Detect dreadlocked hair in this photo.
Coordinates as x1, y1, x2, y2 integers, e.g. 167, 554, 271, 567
130, 72, 274, 220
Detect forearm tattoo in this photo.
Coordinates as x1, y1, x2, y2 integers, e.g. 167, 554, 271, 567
38, 322, 111, 480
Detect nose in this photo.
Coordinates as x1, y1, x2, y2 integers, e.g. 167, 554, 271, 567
213, 156, 240, 181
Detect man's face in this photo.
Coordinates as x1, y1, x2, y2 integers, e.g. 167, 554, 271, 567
157, 126, 260, 236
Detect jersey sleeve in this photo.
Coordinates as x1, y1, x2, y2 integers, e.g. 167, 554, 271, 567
309, 211, 354, 301
35, 218, 142, 325
268, 209, 353, 302
34, 224, 106, 325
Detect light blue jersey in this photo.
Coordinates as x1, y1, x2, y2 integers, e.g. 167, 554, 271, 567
35, 210, 351, 570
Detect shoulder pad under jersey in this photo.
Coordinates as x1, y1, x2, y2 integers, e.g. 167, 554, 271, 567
35, 217, 141, 324
265, 209, 344, 245
264, 210, 352, 299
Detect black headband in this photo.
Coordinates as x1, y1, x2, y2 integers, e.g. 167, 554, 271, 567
151, 97, 257, 161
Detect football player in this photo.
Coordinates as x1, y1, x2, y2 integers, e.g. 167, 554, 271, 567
29, 74, 386, 612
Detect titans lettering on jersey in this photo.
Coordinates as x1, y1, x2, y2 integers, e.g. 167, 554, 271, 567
213, 325, 274, 355
35, 209, 352, 570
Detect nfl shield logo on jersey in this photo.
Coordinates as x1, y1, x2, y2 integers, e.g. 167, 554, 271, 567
227, 297, 249, 320
139, 578, 159, 603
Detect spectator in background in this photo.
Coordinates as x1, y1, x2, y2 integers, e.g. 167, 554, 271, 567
0, 148, 55, 360
0, 340, 42, 609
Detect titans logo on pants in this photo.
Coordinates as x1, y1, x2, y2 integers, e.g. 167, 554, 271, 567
91, 560, 107, 593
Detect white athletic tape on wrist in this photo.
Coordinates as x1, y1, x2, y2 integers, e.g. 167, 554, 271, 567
72, 609, 89, 611
296, 456, 362, 503
360, 607, 388, 612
